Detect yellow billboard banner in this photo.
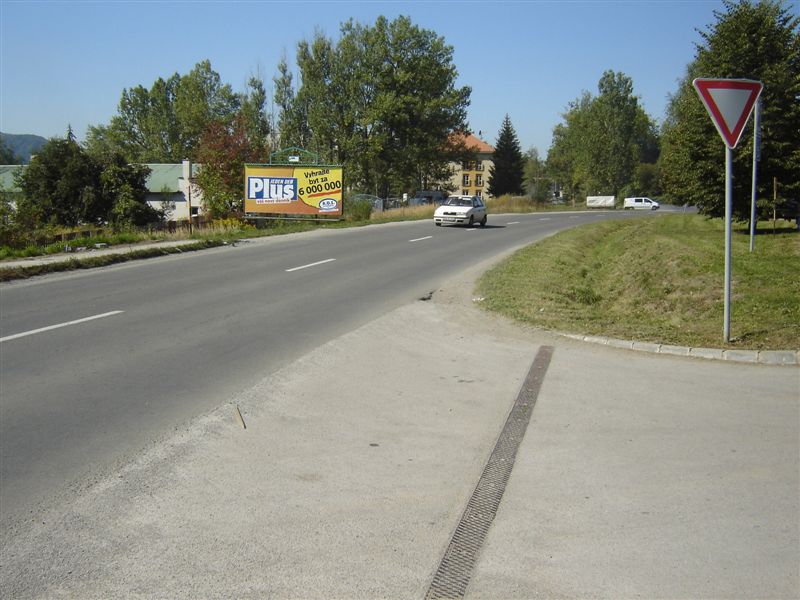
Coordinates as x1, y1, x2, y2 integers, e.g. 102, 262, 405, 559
244, 164, 343, 216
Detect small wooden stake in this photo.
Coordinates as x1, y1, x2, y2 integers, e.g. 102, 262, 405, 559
234, 405, 246, 430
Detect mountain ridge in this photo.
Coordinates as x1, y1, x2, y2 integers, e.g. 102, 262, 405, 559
1, 132, 48, 164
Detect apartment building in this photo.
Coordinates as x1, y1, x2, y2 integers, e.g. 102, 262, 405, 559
450, 133, 495, 198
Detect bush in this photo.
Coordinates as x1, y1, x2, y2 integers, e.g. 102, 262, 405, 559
344, 198, 372, 222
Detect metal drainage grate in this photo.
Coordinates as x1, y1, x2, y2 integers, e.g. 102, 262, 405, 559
425, 346, 554, 599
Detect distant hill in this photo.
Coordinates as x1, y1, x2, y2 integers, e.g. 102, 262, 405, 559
0, 133, 48, 164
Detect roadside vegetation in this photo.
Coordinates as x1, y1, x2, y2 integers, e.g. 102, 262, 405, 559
476, 215, 799, 350
1, 194, 580, 262
0, 240, 226, 282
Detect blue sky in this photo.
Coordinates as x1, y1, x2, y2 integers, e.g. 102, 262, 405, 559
0, 0, 755, 155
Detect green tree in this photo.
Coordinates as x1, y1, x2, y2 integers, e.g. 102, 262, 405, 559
86, 60, 239, 163
239, 76, 272, 158
273, 55, 310, 149
488, 115, 525, 197
547, 71, 659, 200
633, 162, 662, 197
196, 114, 263, 218
524, 147, 552, 201
99, 153, 156, 227
15, 131, 155, 228
16, 134, 98, 226
282, 16, 470, 197
660, 0, 799, 219
174, 60, 240, 155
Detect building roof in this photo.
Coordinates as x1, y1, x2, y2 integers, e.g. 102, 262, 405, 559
465, 133, 494, 153
0, 165, 24, 192
451, 132, 494, 154
0, 163, 201, 194
143, 163, 200, 193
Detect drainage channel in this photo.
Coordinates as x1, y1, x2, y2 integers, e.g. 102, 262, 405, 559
425, 345, 554, 599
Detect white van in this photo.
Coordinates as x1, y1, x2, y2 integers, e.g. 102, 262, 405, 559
623, 197, 660, 210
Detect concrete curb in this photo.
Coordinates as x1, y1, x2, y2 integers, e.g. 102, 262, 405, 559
0, 239, 203, 269
560, 333, 798, 366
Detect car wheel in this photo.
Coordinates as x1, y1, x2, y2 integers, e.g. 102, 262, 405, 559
468, 215, 474, 227
480, 215, 487, 227
435, 222, 442, 226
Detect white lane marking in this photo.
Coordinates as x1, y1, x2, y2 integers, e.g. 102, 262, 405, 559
409, 236, 433, 242
569, 216, 581, 219
507, 221, 520, 225
538, 217, 551, 221
0, 310, 124, 343
285, 258, 336, 272
465, 228, 478, 231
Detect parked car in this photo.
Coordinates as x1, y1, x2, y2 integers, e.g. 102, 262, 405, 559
433, 195, 487, 227
623, 197, 660, 210
411, 190, 449, 206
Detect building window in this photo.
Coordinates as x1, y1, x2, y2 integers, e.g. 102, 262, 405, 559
462, 189, 469, 196
462, 174, 470, 186
476, 174, 483, 186
476, 190, 482, 198
461, 161, 469, 170
476, 161, 484, 171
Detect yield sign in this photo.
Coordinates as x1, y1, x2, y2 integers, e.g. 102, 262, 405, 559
693, 78, 763, 149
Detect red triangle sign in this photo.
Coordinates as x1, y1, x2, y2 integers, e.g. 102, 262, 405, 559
693, 78, 763, 149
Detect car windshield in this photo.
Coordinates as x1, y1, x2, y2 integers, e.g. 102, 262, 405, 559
445, 198, 472, 206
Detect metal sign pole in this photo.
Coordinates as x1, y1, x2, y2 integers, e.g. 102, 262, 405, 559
692, 78, 763, 345
750, 97, 761, 252
724, 147, 733, 343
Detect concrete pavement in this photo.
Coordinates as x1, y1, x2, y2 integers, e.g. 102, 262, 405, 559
1, 260, 797, 599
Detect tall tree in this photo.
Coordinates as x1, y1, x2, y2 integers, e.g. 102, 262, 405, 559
273, 55, 310, 149
86, 60, 239, 163
488, 115, 525, 197
15, 131, 155, 228
239, 76, 272, 159
660, 0, 800, 218
524, 147, 551, 201
16, 133, 99, 226
547, 71, 658, 200
281, 16, 470, 197
196, 114, 264, 218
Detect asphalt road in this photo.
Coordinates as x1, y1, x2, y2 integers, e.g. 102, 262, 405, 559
0, 209, 647, 526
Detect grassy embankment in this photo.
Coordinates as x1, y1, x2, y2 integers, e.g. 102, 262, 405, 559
476, 214, 799, 350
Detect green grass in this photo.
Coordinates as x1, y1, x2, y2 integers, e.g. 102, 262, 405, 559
476, 214, 800, 350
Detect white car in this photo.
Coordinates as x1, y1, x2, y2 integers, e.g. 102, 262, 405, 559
434, 195, 487, 227
623, 197, 660, 210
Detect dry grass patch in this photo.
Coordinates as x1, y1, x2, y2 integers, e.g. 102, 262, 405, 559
370, 204, 436, 223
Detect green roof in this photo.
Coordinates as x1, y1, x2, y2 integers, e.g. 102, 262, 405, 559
0, 165, 24, 192
143, 163, 201, 193
0, 163, 201, 194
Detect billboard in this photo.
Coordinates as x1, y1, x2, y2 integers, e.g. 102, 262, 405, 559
244, 164, 343, 216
